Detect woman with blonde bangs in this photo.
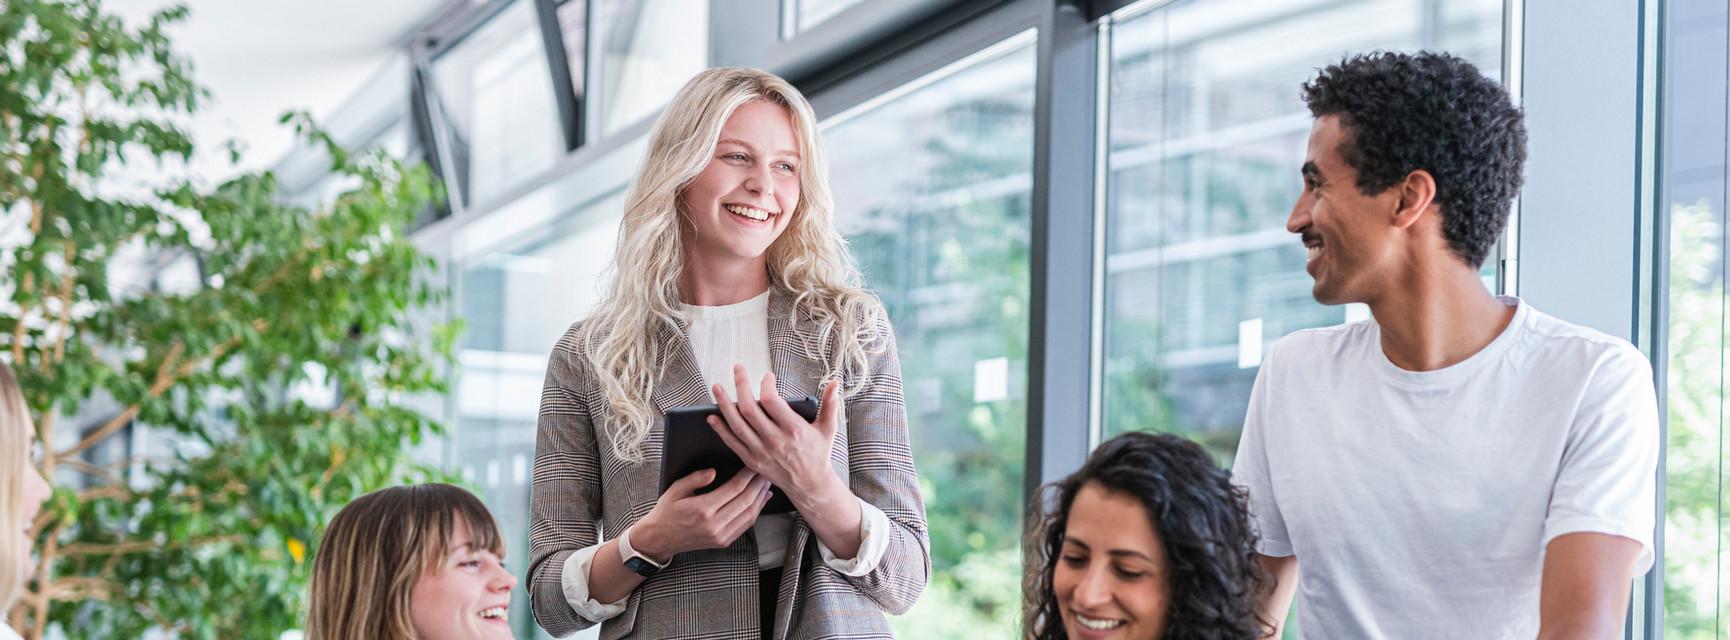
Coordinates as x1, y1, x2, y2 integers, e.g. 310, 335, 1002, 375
529, 67, 929, 639
306, 483, 517, 640
0, 364, 52, 640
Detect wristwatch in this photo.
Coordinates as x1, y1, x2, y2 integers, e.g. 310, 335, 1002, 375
618, 526, 669, 578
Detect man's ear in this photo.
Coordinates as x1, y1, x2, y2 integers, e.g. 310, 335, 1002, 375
1391, 169, 1438, 230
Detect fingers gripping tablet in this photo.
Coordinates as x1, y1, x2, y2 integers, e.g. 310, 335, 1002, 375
659, 396, 819, 515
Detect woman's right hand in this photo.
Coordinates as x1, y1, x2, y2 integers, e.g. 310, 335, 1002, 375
630, 468, 772, 562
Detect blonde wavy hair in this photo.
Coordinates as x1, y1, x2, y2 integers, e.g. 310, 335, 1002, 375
576, 67, 887, 464
0, 364, 34, 613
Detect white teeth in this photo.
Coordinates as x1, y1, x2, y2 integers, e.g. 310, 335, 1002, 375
1307, 245, 1322, 261
1077, 614, 1124, 630
478, 607, 507, 620
725, 204, 772, 221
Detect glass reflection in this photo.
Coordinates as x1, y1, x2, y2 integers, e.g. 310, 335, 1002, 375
429, 0, 565, 207
1101, 0, 1504, 455
596, 0, 708, 135
794, 0, 867, 33
1660, 0, 1729, 635
824, 36, 1036, 639
454, 192, 624, 640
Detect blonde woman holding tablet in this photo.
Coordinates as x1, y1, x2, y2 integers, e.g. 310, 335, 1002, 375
528, 67, 929, 639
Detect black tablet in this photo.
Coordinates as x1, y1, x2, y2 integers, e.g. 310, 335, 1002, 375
659, 395, 819, 515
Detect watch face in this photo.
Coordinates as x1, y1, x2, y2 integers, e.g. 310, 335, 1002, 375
624, 555, 660, 578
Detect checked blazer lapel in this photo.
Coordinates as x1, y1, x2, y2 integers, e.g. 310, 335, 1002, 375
764, 288, 853, 640
631, 317, 705, 484
649, 318, 709, 415
765, 288, 821, 403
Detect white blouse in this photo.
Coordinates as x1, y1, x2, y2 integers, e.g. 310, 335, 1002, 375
559, 290, 892, 621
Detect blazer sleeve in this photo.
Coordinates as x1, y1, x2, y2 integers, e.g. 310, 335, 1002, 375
836, 314, 931, 613
527, 329, 608, 636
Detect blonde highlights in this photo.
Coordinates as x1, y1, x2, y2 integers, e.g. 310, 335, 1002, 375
305, 484, 504, 640
576, 67, 886, 464
0, 364, 31, 613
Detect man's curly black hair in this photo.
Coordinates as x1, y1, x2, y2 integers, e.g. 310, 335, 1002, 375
1301, 50, 1526, 268
1023, 432, 1268, 640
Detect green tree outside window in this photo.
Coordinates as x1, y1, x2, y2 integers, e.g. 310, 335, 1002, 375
0, 2, 455, 637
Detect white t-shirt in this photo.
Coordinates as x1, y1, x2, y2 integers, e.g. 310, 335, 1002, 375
1232, 297, 1658, 639
559, 290, 892, 621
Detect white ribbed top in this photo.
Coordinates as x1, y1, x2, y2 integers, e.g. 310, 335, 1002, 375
679, 289, 792, 569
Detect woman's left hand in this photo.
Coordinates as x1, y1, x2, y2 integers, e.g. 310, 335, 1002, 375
708, 364, 844, 505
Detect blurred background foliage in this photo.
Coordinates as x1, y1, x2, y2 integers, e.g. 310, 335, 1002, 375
0, 1, 455, 637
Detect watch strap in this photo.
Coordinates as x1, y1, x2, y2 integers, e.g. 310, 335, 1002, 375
618, 526, 668, 577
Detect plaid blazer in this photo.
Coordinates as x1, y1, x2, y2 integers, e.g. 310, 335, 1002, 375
528, 288, 931, 639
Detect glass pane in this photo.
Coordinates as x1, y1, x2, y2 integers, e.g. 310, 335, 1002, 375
823, 37, 1035, 639
454, 192, 625, 640
794, 0, 867, 33
596, 0, 708, 135
1662, 0, 1728, 635
284, 118, 422, 210
556, 0, 588, 103
1100, 0, 1504, 462
430, 0, 565, 206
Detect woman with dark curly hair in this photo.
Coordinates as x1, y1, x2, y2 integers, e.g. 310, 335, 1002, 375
1024, 432, 1267, 640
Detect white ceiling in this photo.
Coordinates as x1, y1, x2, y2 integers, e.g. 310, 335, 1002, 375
107, 0, 458, 180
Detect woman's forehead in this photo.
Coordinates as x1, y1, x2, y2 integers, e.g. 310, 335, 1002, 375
720, 100, 799, 152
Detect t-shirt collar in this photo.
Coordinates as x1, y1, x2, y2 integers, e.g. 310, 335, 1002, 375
1368, 295, 1529, 389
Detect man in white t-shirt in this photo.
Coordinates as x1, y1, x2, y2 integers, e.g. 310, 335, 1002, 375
1233, 51, 1658, 639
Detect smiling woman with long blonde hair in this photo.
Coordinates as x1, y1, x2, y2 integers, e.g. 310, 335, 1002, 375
528, 67, 929, 640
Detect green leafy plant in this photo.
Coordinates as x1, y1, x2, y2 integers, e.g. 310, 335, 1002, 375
0, 1, 455, 637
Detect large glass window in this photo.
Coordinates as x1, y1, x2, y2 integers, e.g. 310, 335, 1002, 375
453, 193, 625, 640
429, 0, 566, 207
1661, 0, 1728, 635
1099, 0, 1504, 457
823, 35, 1036, 639
594, 0, 708, 135
787, 0, 867, 35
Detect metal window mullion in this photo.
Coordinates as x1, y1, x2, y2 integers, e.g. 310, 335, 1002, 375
1085, 15, 1112, 453
1496, 0, 1523, 297
1633, 0, 1668, 635
409, 53, 461, 218
585, 0, 609, 142
534, 0, 585, 151
1025, 0, 1100, 503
